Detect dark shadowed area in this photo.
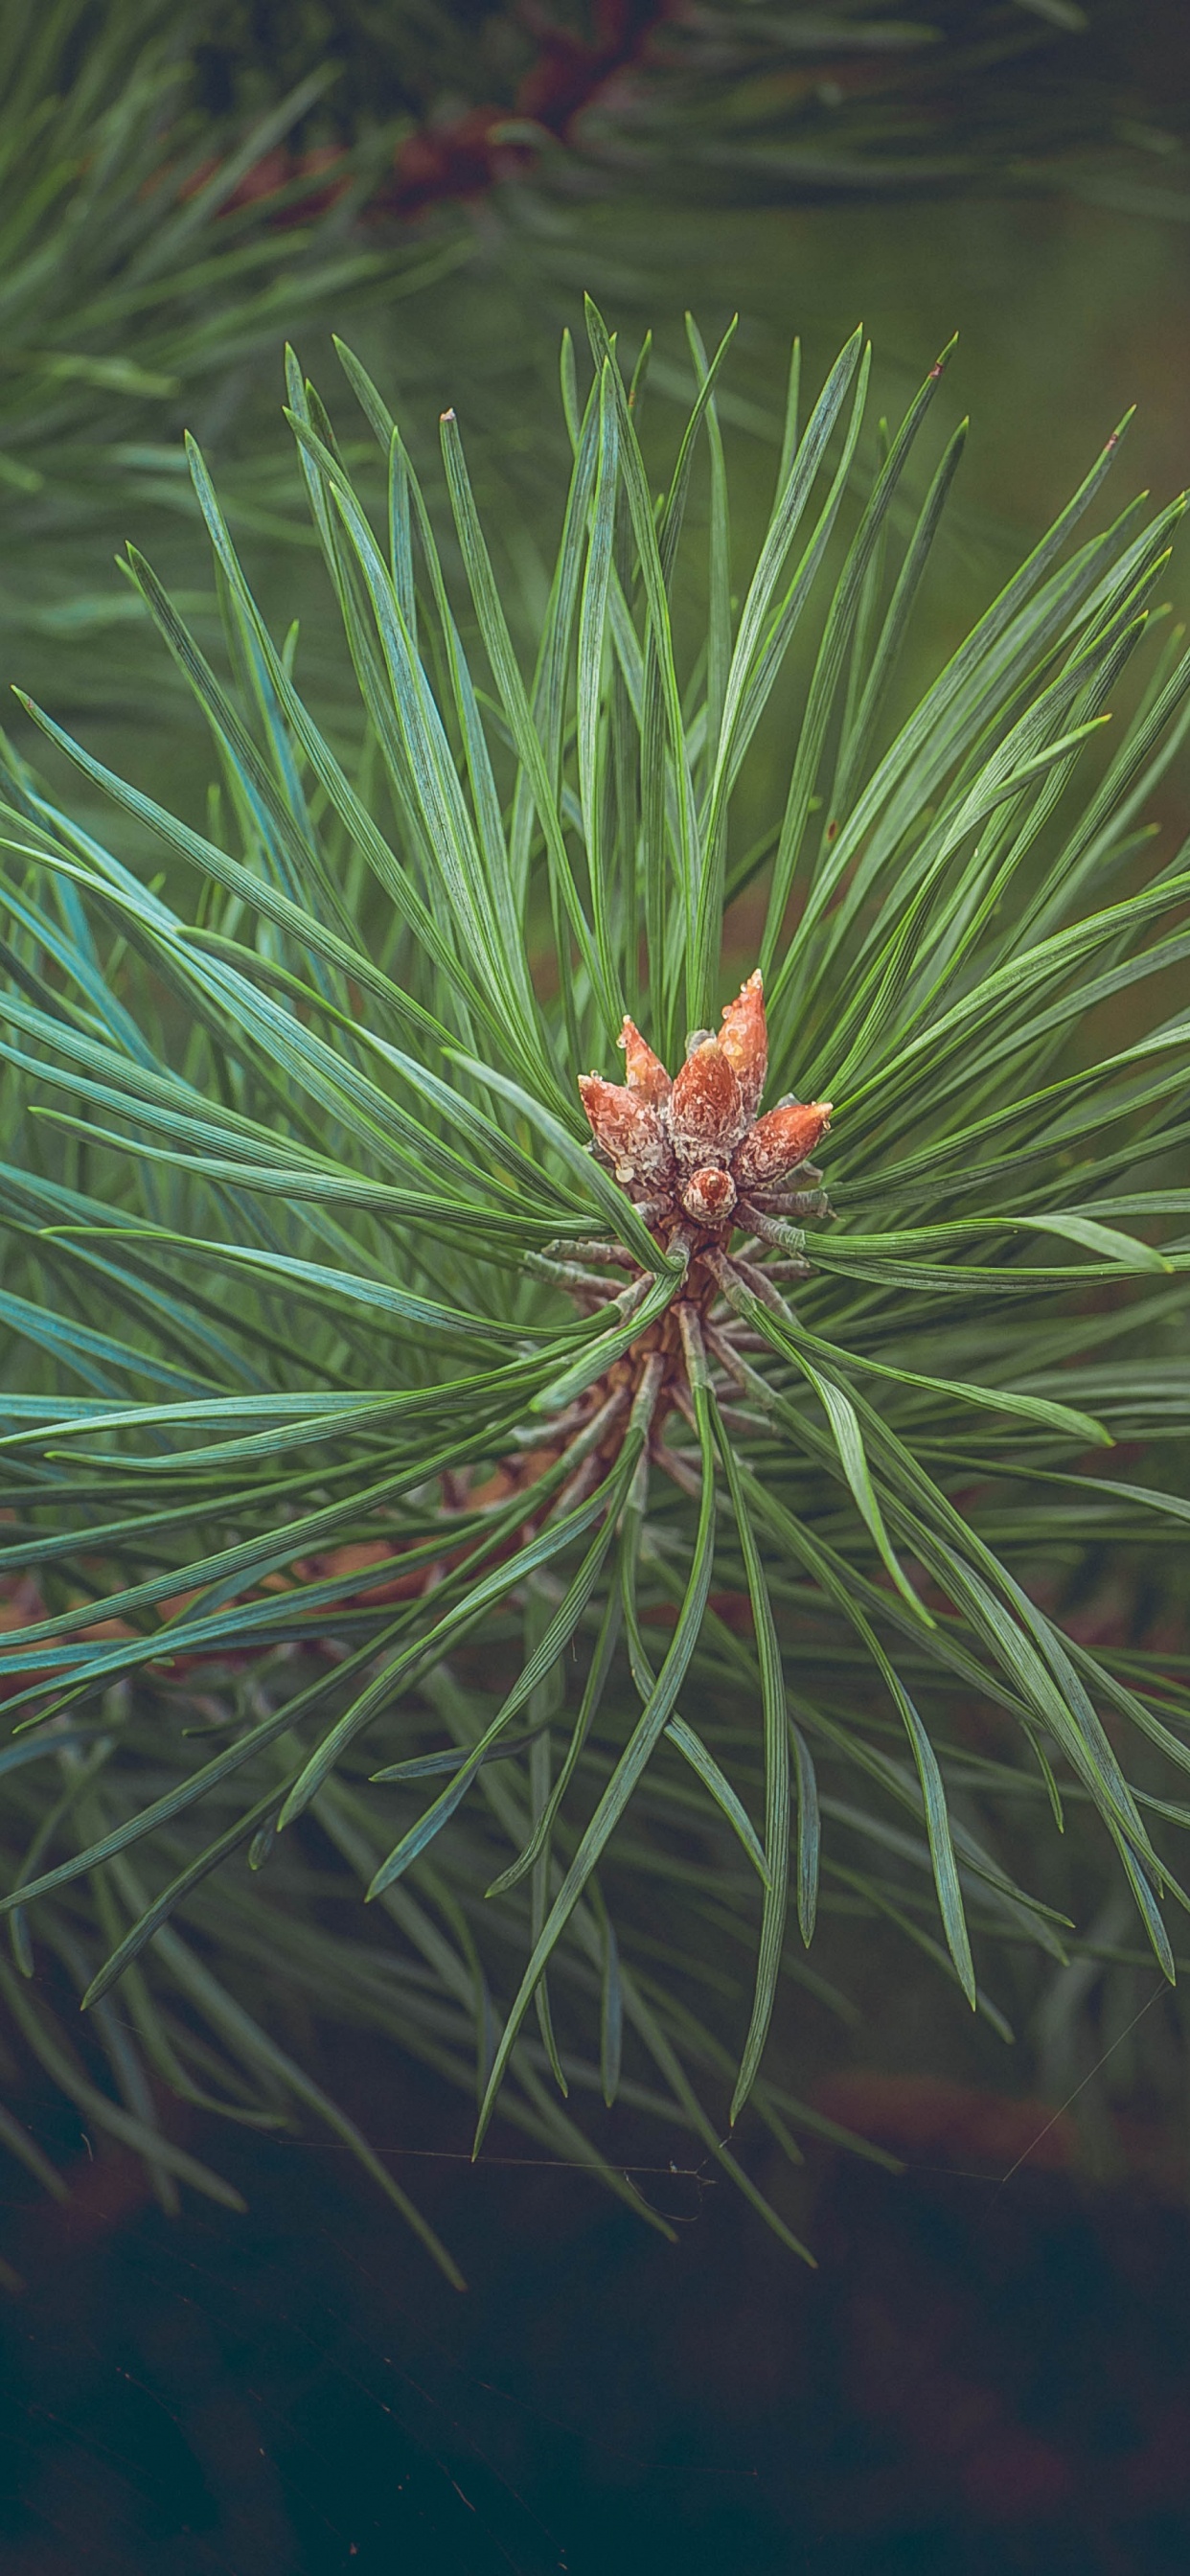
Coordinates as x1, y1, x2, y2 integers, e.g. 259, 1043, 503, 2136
5, 2034, 1190, 2576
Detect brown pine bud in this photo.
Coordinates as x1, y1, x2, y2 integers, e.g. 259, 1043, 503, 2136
732, 1099, 832, 1190
618, 1015, 672, 1105
681, 1164, 738, 1226
578, 1075, 675, 1193
719, 969, 767, 1118
670, 1038, 745, 1164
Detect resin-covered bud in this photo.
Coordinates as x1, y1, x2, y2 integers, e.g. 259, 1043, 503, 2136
578, 1075, 675, 1194
681, 1164, 738, 1227
618, 1014, 672, 1105
718, 969, 767, 1118
669, 1037, 745, 1165
578, 967, 832, 1228
732, 1099, 833, 1191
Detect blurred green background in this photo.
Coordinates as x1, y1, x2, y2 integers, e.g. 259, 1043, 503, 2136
6, 2, 1188, 919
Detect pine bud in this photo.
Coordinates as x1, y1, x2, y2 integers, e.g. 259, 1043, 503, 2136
670, 1037, 745, 1163
719, 968, 767, 1117
578, 1075, 676, 1192
733, 1099, 833, 1189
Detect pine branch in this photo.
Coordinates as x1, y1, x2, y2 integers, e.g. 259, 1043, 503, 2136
0, 309, 1187, 2266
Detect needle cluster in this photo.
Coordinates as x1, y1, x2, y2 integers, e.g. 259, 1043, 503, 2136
0, 306, 1188, 2273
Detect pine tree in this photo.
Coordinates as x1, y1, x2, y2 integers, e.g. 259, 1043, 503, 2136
0, 310, 1187, 2268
